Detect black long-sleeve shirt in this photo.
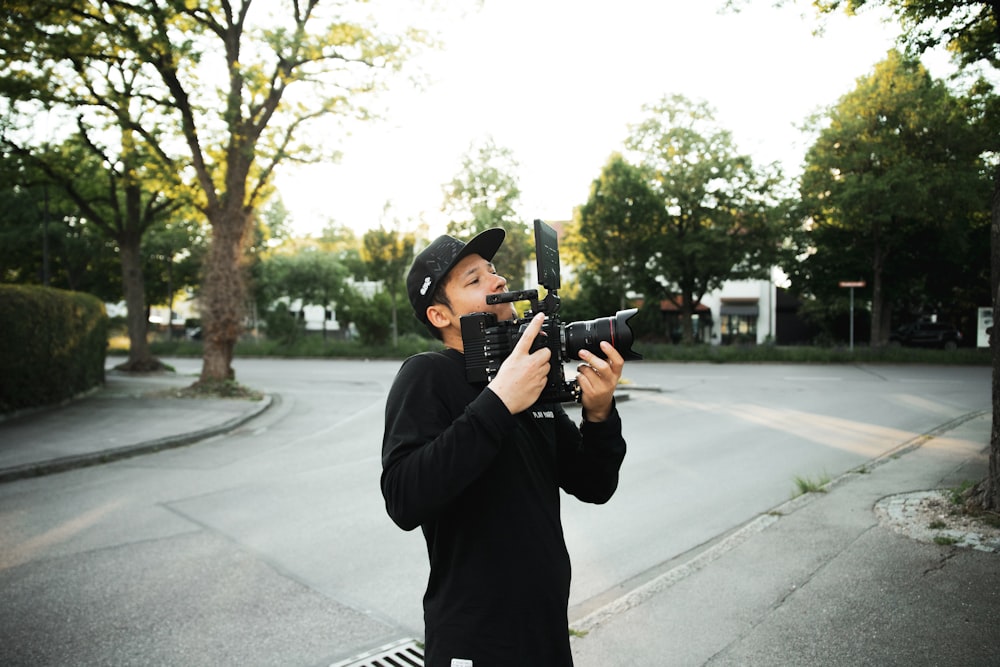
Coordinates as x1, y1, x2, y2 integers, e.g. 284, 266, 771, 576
381, 348, 626, 667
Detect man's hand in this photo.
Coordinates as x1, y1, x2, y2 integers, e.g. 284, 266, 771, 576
488, 313, 551, 415
576, 341, 624, 422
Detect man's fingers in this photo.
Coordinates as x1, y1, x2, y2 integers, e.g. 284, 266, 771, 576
513, 312, 546, 354
579, 344, 619, 376
599, 341, 625, 368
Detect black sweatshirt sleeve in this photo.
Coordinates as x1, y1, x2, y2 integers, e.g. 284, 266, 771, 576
554, 401, 626, 504
380, 352, 518, 531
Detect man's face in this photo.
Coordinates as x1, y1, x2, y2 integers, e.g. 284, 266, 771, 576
440, 253, 516, 324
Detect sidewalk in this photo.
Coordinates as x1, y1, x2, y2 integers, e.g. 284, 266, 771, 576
570, 410, 1000, 667
0, 371, 271, 484
1, 373, 997, 666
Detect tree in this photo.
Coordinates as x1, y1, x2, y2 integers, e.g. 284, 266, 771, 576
256, 250, 348, 339
361, 224, 414, 348
622, 94, 792, 343
0, 155, 119, 295
141, 210, 208, 336
318, 222, 366, 279
0, 130, 182, 371
442, 137, 532, 286
811, 0, 1000, 511
797, 50, 989, 345
1, 0, 428, 386
574, 153, 661, 312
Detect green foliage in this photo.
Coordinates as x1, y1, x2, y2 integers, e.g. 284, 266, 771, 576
0, 284, 108, 412
361, 226, 415, 289
314, 223, 367, 278
0, 0, 431, 382
0, 152, 123, 299
362, 225, 415, 347
255, 249, 350, 338
351, 290, 394, 346
442, 137, 532, 284
591, 94, 794, 343
793, 472, 831, 496
949, 480, 977, 505
558, 271, 631, 323
795, 50, 990, 344
134, 335, 990, 366
573, 153, 661, 311
813, 1, 1000, 72
261, 301, 305, 345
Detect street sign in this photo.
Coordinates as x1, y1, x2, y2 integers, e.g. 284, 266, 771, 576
839, 281, 866, 350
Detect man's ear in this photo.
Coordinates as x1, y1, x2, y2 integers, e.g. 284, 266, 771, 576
425, 304, 451, 330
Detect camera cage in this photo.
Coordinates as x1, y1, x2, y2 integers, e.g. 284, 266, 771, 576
485, 219, 561, 317
460, 219, 639, 404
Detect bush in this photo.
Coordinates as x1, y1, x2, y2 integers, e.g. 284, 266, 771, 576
0, 285, 108, 412
261, 302, 305, 344
352, 290, 393, 346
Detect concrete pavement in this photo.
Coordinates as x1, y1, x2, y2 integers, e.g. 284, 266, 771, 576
0, 370, 271, 483
570, 410, 999, 666
0, 370, 997, 666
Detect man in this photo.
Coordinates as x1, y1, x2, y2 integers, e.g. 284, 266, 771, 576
381, 227, 628, 666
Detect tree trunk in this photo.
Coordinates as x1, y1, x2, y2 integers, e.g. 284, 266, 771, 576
199, 206, 250, 384
115, 234, 163, 372
681, 287, 695, 344
870, 235, 887, 346
984, 168, 1000, 511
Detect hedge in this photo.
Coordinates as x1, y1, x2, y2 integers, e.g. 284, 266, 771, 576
0, 285, 108, 412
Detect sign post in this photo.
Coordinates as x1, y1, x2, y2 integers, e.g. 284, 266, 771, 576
839, 281, 866, 350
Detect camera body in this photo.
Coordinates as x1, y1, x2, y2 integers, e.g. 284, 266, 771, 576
461, 220, 641, 404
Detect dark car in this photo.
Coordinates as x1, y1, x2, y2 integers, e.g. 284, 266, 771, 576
889, 321, 963, 350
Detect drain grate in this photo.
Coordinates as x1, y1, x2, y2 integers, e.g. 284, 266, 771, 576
329, 638, 424, 667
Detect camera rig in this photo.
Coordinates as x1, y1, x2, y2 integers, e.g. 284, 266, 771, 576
461, 219, 641, 404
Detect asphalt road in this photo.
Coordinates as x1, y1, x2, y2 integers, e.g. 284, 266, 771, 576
0, 357, 989, 665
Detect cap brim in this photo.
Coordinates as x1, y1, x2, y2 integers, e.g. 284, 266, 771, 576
452, 227, 505, 269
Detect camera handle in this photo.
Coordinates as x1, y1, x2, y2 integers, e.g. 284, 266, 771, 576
487, 289, 538, 306
486, 288, 560, 319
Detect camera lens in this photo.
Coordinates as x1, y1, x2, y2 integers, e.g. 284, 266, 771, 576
563, 309, 642, 361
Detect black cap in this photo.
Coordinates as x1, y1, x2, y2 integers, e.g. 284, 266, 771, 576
406, 228, 506, 327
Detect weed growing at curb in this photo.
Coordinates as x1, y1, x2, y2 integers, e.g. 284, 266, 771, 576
793, 473, 831, 497
948, 480, 976, 505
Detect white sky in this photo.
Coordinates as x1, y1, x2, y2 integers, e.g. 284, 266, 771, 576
274, 0, 951, 238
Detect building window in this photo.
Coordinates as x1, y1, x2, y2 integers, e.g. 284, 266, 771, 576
720, 300, 759, 345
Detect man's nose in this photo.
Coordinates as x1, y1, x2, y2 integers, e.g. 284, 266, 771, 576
494, 274, 507, 291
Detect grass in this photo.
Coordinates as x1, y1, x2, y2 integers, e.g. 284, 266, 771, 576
145, 376, 265, 401
793, 472, 832, 497
946, 480, 1000, 529
948, 480, 977, 506
632, 343, 989, 365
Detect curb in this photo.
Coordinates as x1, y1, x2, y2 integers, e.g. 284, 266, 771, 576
0, 394, 273, 485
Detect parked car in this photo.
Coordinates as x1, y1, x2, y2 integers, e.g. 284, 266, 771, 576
889, 321, 963, 350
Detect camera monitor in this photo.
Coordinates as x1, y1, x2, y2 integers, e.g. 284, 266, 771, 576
534, 219, 560, 292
